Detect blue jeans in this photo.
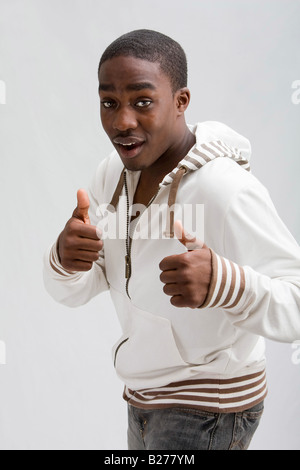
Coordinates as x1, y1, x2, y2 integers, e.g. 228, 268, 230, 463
127, 401, 264, 450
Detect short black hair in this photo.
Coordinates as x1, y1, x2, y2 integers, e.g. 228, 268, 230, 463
98, 29, 188, 93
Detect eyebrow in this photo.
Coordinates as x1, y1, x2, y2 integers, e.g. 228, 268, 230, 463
99, 82, 157, 92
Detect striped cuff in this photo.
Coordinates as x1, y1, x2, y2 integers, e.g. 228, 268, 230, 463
200, 250, 246, 310
48, 240, 77, 277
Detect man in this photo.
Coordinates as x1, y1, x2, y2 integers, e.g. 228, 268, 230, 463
43, 29, 300, 450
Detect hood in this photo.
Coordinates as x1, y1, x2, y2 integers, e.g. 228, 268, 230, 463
160, 121, 251, 188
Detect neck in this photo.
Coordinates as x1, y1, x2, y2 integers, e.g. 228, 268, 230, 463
142, 125, 196, 184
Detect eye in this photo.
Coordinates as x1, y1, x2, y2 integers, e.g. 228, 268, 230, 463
135, 100, 152, 108
101, 100, 115, 109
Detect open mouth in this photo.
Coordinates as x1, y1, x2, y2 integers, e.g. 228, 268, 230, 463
113, 137, 145, 159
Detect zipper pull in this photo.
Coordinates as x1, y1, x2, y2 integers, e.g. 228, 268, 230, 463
125, 255, 131, 279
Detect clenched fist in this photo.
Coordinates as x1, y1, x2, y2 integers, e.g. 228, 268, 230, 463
159, 221, 212, 308
57, 189, 103, 272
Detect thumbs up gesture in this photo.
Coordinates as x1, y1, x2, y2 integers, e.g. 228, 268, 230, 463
57, 189, 103, 272
73, 188, 91, 225
159, 220, 212, 308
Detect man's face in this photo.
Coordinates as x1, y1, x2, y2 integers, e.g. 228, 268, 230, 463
98, 56, 181, 171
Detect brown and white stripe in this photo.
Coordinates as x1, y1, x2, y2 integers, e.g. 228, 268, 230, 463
200, 250, 247, 310
160, 140, 250, 188
123, 369, 267, 413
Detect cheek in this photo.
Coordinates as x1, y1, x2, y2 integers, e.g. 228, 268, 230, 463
100, 111, 112, 135
145, 105, 176, 136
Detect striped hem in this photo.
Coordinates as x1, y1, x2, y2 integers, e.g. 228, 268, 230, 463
123, 370, 267, 413
200, 250, 246, 310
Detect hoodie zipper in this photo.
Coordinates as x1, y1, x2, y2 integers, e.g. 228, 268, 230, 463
123, 171, 160, 299
124, 172, 132, 298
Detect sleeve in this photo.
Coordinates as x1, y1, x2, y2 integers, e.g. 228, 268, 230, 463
43, 159, 110, 308
199, 182, 300, 343
43, 241, 109, 307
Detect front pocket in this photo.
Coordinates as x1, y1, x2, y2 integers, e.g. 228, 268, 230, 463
112, 305, 196, 390
230, 410, 264, 450
114, 337, 129, 367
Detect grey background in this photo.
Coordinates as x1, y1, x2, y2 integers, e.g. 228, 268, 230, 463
0, 0, 299, 450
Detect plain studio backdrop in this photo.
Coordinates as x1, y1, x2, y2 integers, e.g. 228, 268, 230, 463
0, 0, 299, 450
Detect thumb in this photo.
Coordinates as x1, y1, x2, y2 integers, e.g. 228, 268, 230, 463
73, 189, 90, 224
174, 220, 204, 251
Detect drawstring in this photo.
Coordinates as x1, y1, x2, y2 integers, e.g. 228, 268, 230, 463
109, 168, 125, 210
164, 166, 187, 238
108, 165, 187, 238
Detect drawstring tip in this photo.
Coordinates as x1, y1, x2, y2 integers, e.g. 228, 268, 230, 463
163, 231, 175, 239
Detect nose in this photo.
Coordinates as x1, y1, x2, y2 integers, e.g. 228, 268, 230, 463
113, 105, 138, 132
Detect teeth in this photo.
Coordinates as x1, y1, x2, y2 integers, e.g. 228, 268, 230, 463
120, 143, 136, 146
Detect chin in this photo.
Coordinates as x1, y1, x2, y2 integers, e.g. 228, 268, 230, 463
121, 158, 148, 172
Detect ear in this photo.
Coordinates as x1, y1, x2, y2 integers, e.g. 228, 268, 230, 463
175, 87, 191, 115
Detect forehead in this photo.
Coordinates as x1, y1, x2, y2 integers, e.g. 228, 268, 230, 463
98, 56, 172, 92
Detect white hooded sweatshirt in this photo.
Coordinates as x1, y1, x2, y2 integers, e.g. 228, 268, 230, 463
43, 122, 300, 412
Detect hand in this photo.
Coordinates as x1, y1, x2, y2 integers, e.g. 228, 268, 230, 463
159, 220, 212, 308
57, 189, 103, 272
